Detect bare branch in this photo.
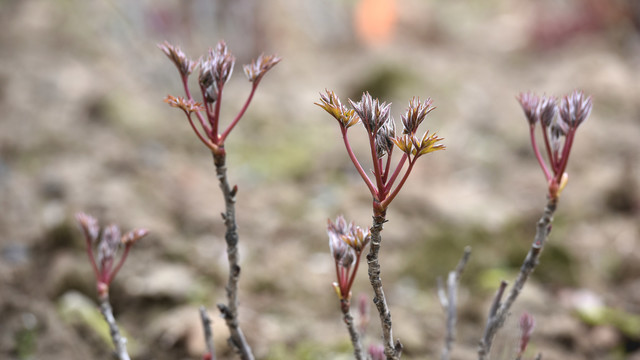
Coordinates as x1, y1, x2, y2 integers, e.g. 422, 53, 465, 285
367, 214, 403, 360
439, 247, 472, 360
341, 300, 365, 360
98, 293, 131, 360
213, 152, 254, 360
478, 198, 557, 360
200, 306, 216, 360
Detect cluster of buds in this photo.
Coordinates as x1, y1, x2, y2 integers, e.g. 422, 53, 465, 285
517, 90, 592, 199
76, 213, 148, 298
159, 41, 280, 155
317, 91, 444, 215
328, 216, 371, 301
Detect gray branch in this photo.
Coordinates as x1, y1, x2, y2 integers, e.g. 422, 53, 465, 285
438, 246, 471, 360
478, 198, 557, 360
99, 293, 131, 360
199, 306, 216, 360
366, 213, 403, 360
213, 152, 254, 360
341, 300, 365, 360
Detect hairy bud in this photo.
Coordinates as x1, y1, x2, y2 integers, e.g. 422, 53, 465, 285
537, 95, 558, 127
199, 41, 236, 103
244, 53, 281, 83
375, 117, 396, 158
517, 92, 540, 125
158, 41, 197, 77
559, 90, 592, 128
401, 97, 434, 135
349, 92, 391, 134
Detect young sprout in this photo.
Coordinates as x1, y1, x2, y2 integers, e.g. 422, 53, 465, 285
517, 90, 592, 199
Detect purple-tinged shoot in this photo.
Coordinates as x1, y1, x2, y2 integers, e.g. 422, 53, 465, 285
158, 41, 197, 78
317, 91, 444, 216
160, 40, 280, 154
518, 312, 536, 356
328, 216, 371, 301
244, 53, 282, 83
517, 90, 592, 199
76, 212, 148, 297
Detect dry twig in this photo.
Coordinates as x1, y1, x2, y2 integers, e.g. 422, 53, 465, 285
99, 293, 131, 360
213, 152, 254, 360
438, 246, 472, 360
478, 198, 557, 359
367, 214, 403, 360
200, 306, 216, 360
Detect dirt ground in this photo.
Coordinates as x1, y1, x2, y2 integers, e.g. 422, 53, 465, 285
1, 0, 640, 359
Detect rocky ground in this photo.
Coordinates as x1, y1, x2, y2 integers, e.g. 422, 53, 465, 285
1, 0, 640, 359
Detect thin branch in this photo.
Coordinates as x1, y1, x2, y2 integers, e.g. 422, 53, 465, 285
345, 253, 363, 298
107, 244, 132, 284
211, 83, 224, 139
220, 83, 258, 143
368, 133, 385, 192
341, 300, 365, 360
186, 113, 219, 152
528, 126, 551, 182
540, 124, 556, 174
213, 152, 254, 360
99, 293, 131, 360
439, 247, 472, 360
199, 306, 217, 360
478, 198, 557, 360
383, 153, 408, 194
366, 214, 402, 360
341, 128, 378, 197
85, 238, 100, 280
380, 160, 415, 209
556, 129, 576, 180
183, 75, 211, 136
382, 148, 393, 184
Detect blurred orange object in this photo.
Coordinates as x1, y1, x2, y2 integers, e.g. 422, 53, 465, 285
355, 0, 397, 46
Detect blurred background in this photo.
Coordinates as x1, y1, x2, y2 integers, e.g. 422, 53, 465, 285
1, 0, 639, 359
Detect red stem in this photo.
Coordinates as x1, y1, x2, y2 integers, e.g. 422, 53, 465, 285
341, 128, 378, 197
211, 82, 224, 143
198, 83, 214, 137
529, 125, 551, 182
339, 266, 350, 296
183, 75, 211, 137
382, 147, 393, 184
108, 244, 132, 284
85, 239, 100, 279
345, 253, 362, 298
186, 112, 219, 151
368, 134, 385, 192
220, 82, 259, 143
100, 257, 112, 284
556, 128, 576, 181
540, 124, 556, 174
384, 153, 408, 194
380, 159, 415, 209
